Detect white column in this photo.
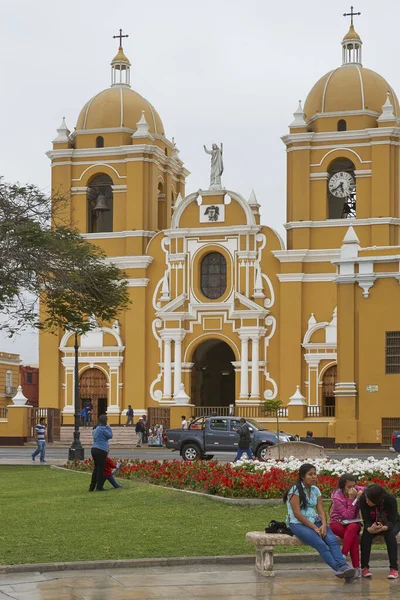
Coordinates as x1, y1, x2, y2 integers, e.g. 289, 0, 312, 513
251, 337, 260, 398
174, 338, 182, 396
240, 336, 249, 398
163, 339, 172, 398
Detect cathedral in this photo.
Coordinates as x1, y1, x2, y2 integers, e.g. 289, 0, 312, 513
39, 17, 400, 446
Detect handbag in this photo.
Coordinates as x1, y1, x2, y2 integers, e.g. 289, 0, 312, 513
265, 520, 293, 536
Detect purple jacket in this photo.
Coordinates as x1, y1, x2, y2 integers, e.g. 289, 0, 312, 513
329, 486, 364, 523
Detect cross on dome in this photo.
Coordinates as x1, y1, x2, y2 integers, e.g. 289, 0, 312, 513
343, 6, 361, 27
113, 28, 129, 48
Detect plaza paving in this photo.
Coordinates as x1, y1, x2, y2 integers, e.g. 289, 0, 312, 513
0, 563, 398, 600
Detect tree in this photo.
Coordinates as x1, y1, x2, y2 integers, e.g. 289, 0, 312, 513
0, 178, 130, 458
263, 398, 283, 458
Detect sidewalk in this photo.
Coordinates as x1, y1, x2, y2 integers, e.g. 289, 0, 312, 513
0, 562, 397, 600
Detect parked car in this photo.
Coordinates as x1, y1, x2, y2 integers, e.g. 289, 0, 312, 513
390, 431, 400, 452
165, 416, 296, 461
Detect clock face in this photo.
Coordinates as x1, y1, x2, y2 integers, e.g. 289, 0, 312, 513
328, 171, 355, 198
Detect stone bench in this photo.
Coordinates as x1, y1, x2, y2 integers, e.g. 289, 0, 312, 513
246, 531, 400, 577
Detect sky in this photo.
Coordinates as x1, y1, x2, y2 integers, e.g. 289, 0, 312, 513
1, 0, 399, 363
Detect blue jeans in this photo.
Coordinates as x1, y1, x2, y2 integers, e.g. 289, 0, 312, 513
234, 446, 253, 461
32, 441, 46, 462
290, 521, 347, 571
105, 476, 121, 488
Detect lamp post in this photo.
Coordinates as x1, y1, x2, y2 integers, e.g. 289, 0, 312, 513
68, 333, 84, 460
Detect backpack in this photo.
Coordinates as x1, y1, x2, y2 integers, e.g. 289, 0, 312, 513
265, 520, 293, 536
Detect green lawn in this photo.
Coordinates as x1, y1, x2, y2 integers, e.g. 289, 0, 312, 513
0, 465, 297, 565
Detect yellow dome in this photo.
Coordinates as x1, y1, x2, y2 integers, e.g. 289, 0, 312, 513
111, 46, 130, 65
343, 24, 361, 42
76, 86, 164, 135
304, 65, 399, 119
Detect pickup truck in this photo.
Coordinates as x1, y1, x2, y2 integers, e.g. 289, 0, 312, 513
165, 416, 295, 461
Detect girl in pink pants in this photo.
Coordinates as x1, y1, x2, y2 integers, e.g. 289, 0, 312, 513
329, 473, 364, 577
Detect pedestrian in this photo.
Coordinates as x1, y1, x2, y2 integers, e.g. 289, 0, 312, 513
302, 430, 317, 444
142, 414, 149, 444
31, 417, 46, 463
284, 463, 356, 582
360, 483, 400, 579
89, 414, 113, 492
125, 405, 134, 427
135, 418, 144, 447
85, 400, 93, 427
329, 473, 364, 577
181, 415, 188, 430
104, 457, 122, 489
233, 417, 253, 461
80, 406, 87, 427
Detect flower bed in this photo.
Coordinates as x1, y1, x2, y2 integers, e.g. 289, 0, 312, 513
65, 455, 400, 499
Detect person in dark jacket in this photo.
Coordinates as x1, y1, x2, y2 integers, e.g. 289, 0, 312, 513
89, 414, 113, 492
234, 418, 253, 461
125, 405, 134, 426
360, 484, 400, 579
135, 418, 145, 447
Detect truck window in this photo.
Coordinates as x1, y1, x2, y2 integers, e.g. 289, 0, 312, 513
209, 418, 228, 431
230, 420, 241, 432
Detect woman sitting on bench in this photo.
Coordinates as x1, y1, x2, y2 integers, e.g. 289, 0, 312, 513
284, 463, 356, 582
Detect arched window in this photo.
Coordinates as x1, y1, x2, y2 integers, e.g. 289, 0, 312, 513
96, 136, 104, 148
337, 119, 347, 132
157, 182, 166, 230
327, 157, 356, 219
87, 173, 113, 233
200, 252, 227, 299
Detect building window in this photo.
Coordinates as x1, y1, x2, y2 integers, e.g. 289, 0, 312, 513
6, 371, 12, 388
386, 332, 400, 373
96, 136, 104, 148
27, 372, 33, 384
337, 119, 347, 131
200, 252, 227, 299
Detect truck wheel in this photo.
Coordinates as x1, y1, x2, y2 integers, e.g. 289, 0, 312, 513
256, 444, 272, 461
181, 444, 201, 461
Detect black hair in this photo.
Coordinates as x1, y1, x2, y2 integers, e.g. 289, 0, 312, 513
39, 417, 45, 424
239, 418, 246, 423
181, 415, 186, 419
337, 473, 357, 491
306, 431, 313, 437
283, 463, 316, 508
98, 414, 107, 426
365, 484, 387, 506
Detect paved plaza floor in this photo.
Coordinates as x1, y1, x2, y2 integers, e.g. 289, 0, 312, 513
0, 563, 398, 600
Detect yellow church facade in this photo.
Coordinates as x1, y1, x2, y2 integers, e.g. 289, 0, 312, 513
39, 21, 400, 446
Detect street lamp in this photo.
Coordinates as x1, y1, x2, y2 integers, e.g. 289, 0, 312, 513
68, 333, 84, 460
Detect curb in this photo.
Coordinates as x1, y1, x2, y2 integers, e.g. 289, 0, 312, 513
0, 551, 391, 575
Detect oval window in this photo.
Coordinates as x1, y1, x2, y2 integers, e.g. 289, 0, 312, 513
200, 252, 227, 299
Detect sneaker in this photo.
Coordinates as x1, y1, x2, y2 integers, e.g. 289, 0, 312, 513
362, 568, 372, 578
31, 455, 35, 462
355, 568, 361, 578
40, 460, 46, 463
388, 569, 398, 579
335, 565, 355, 579
344, 572, 359, 584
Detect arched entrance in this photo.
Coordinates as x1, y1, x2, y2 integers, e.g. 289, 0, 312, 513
322, 365, 337, 413
191, 340, 235, 408
79, 368, 108, 421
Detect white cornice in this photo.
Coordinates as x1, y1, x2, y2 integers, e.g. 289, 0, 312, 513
282, 126, 400, 148
277, 273, 336, 283
165, 225, 261, 238
273, 249, 340, 263
82, 230, 155, 240
104, 255, 153, 270
285, 217, 400, 230
125, 278, 150, 287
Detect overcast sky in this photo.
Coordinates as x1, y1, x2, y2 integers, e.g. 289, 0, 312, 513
1, 0, 399, 363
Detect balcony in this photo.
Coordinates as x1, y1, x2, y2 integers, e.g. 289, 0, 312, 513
5, 386, 17, 397
307, 405, 335, 418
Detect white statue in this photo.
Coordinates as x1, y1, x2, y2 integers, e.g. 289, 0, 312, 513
204, 143, 224, 189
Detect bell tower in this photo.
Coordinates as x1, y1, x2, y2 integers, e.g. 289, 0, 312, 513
282, 15, 400, 251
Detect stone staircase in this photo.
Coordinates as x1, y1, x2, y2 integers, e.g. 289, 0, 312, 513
59, 426, 139, 448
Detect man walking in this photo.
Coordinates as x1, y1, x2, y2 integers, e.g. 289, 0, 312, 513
135, 418, 145, 447
234, 418, 253, 462
32, 417, 47, 463
125, 405, 134, 426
